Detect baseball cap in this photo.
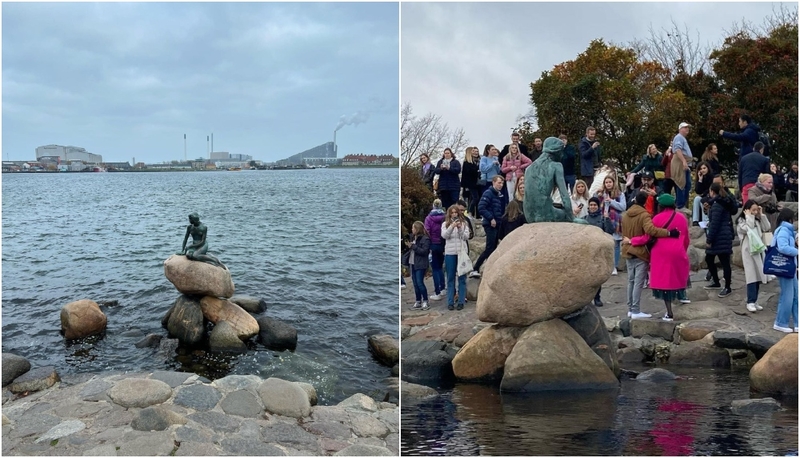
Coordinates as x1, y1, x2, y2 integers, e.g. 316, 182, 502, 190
678, 122, 691, 129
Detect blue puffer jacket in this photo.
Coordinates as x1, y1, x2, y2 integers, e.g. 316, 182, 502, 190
706, 197, 735, 255
774, 222, 798, 259
479, 156, 501, 182
722, 123, 761, 160
435, 158, 461, 191
478, 186, 505, 227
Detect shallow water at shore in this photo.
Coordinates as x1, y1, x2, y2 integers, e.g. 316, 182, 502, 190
401, 366, 798, 456
2, 168, 398, 404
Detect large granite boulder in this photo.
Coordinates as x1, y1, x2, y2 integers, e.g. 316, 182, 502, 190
500, 319, 619, 392
451, 325, 524, 382
199, 297, 259, 340
60, 299, 107, 340
209, 321, 248, 353
477, 223, 613, 326
562, 305, 620, 376
367, 334, 399, 367
7, 366, 60, 394
2, 353, 31, 387
750, 333, 797, 396
164, 255, 234, 298
229, 295, 267, 314
401, 340, 455, 385
166, 295, 206, 345
256, 316, 298, 351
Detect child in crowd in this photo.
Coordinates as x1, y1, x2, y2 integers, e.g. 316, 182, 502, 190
406, 221, 431, 311
424, 199, 446, 301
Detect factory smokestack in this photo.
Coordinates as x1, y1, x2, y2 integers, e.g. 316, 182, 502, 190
333, 130, 337, 156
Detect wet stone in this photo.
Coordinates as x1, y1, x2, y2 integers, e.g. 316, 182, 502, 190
173, 384, 221, 411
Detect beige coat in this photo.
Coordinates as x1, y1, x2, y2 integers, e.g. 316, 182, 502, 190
747, 184, 779, 231
736, 214, 771, 284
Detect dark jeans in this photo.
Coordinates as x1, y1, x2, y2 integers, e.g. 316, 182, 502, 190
662, 178, 674, 197
473, 225, 499, 272
706, 253, 731, 288
411, 267, 428, 301
564, 174, 576, 192
746, 282, 760, 304
440, 189, 459, 211
676, 170, 692, 209
464, 187, 480, 217
595, 286, 602, 302
430, 243, 445, 294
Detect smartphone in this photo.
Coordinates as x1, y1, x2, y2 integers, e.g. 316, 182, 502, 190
579, 203, 584, 209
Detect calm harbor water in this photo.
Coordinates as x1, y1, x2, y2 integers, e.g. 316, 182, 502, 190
2, 168, 398, 404
401, 365, 798, 456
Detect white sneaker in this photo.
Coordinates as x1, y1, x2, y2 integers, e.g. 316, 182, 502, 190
746, 303, 758, 312
429, 293, 443, 301
662, 314, 674, 322
612, 268, 618, 276
773, 324, 793, 333
411, 301, 421, 310
755, 303, 763, 311
421, 301, 430, 311
468, 271, 481, 278
679, 299, 691, 304
401, 284, 406, 289
795, 327, 799, 333
630, 312, 652, 319
627, 311, 632, 317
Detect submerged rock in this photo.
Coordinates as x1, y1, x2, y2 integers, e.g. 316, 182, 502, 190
208, 321, 247, 354
367, 334, 399, 367
167, 295, 206, 345
229, 295, 267, 314
731, 398, 785, 415
750, 334, 798, 396
60, 299, 107, 340
636, 368, 678, 382
256, 316, 298, 351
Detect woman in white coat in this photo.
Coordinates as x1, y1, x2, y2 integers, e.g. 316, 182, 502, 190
736, 200, 770, 313
441, 204, 471, 311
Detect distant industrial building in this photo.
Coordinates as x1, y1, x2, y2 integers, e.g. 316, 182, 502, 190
341, 154, 396, 166
276, 142, 339, 166
36, 145, 102, 164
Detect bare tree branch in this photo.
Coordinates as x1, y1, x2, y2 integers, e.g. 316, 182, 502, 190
633, 18, 710, 76
401, 103, 470, 167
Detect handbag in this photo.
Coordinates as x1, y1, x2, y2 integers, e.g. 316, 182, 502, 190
457, 241, 473, 276
763, 227, 797, 278
747, 227, 766, 254
646, 211, 676, 252
654, 171, 666, 180
762, 231, 773, 246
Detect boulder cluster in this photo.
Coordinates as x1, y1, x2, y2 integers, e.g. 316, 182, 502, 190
162, 255, 296, 352
451, 223, 620, 392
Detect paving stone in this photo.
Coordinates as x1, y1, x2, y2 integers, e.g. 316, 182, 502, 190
174, 425, 217, 444
107, 378, 172, 408
93, 427, 127, 442
261, 421, 318, 447
212, 375, 263, 395
713, 329, 749, 349
349, 413, 389, 438
219, 389, 262, 417
257, 378, 311, 418
52, 401, 112, 419
82, 444, 118, 456
303, 421, 353, 440
337, 393, 378, 412
149, 370, 192, 388
333, 444, 394, 456
220, 438, 286, 456
319, 437, 350, 453
173, 384, 221, 411
116, 430, 174, 456
9, 413, 61, 439
238, 419, 262, 439
174, 441, 221, 456
34, 420, 86, 443
385, 432, 399, 454
131, 405, 186, 431
187, 411, 241, 433
79, 380, 113, 401
373, 409, 399, 433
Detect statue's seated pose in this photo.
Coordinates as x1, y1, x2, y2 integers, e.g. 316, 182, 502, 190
178, 212, 227, 269
524, 137, 588, 224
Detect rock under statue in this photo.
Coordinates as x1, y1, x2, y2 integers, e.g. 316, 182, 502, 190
524, 137, 588, 224
178, 212, 227, 269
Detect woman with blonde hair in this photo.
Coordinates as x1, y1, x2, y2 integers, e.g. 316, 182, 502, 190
571, 179, 590, 219
441, 205, 471, 311
405, 221, 431, 310
501, 143, 532, 203
747, 173, 780, 231
597, 174, 627, 274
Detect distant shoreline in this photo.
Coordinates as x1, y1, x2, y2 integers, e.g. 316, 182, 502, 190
2, 165, 397, 174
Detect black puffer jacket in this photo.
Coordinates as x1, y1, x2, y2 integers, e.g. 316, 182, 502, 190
705, 197, 734, 255
461, 161, 480, 189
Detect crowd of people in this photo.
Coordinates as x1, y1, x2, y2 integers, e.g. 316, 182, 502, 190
404, 117, 798, 332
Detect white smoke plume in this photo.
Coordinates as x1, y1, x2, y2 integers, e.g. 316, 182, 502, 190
334, 97, 391, 132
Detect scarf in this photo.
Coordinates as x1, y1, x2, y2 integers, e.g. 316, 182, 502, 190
422, 163, 431, 174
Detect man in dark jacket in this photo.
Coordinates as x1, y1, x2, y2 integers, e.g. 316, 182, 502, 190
499, 132, 530, 163
529, 137, 544, 162
469, 175, 505, 278
739, 141, 770, 204
720, 114, 762, 161
559, 134, 577, 191
579, 126, 601, 188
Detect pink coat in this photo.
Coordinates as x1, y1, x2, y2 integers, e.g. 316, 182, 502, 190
632, 209, 690, 290
501, 153, 532, 181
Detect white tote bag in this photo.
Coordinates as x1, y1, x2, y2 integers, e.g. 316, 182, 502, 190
457, 241, 473, 276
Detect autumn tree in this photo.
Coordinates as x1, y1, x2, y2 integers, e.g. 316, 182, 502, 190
709, 20, 798, 167
528, 39, 697, 171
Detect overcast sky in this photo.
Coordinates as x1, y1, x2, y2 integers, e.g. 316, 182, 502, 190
402, 2, 793, 152
3, 3, 399, 163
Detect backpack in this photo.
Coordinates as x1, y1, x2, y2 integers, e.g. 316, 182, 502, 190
758, 132, 771, 156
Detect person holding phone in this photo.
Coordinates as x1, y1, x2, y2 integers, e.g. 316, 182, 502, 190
435, 148, 462, 210
571, 179, 590, 218
441, 204, 471, 311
